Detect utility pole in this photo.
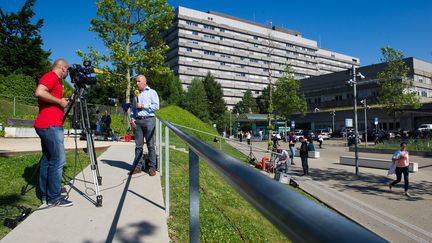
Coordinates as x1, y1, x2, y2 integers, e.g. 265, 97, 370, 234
361, 99, 368, 147
266, 21, 274, 150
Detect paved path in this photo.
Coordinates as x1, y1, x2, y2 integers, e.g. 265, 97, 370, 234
227, 139, 432, 243
1, 141, 169, 243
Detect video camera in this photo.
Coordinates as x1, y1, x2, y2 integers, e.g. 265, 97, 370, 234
68, 60, 98, 89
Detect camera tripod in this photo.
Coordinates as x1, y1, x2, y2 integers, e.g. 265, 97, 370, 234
63, 85, 103, 207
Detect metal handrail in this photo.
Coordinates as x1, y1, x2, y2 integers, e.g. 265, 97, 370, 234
157, 117, 385, 243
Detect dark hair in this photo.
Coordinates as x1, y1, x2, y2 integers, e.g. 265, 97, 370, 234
400, 142, 407, 146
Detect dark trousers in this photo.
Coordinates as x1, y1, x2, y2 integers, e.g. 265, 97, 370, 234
391, 166, 409, 191
301, 155, 309, 175
132, 118, 156, 170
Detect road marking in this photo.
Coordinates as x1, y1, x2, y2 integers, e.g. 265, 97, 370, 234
301, 178, 431, 243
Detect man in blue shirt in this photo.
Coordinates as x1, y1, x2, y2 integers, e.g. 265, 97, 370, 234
129, 74, 160, 176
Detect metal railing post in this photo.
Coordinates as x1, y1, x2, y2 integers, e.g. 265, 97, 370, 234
189, 149, 200, 243
165, 126, 170, 216
159, 120, 163, 174
155, 118, 159, 156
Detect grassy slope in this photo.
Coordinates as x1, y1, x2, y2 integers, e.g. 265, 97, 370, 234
157, 105, 288, 242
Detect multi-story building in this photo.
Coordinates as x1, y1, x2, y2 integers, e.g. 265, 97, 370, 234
294, 57, 432, 131
163, 6, 360, 109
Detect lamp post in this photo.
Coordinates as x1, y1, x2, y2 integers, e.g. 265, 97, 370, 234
346, 65, 365, 176
360, 99, 368, 147
330, 109, 336, 135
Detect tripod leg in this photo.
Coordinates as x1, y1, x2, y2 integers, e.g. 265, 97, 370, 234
21, 157, 42, 195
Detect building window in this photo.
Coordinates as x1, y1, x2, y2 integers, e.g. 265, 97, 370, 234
255, 90, 260, 94
220, 28, 225, 32
203, 25, 214, 30
240, 65, 245, 68
208, 17, 213, 21
203, 34, 215, 39
220, 36, 224, 41
192, 41, 199, 45
204, 51, 215, 56
220, 62, 225, 66
253, 36, 258, 40
186, 21, 198, 26
241, 73, 246, 77
186, 48, 192, 52
254, 44, 258, 47
192, 31, 198, 35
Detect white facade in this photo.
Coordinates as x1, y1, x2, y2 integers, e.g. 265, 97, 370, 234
163, 6, 360, 109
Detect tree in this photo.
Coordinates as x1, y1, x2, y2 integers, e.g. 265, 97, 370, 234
202, 72, 227, 125
184, 78, 210, 122
0, 0, 51, 80
257, 85, 270, 114
80, 0, 174, 104
273, 66, 307, 120
233, 90, 257, 114
150, 69, 184, 106
376, 47, 421, 127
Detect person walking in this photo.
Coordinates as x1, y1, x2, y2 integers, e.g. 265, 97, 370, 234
101, 110, 111, 139
246, 131, 251, 145
299, 137, 309, 176
389, 142, 411, 197
129, 74, 160, 176
289, 136, 296, 165
34, 58, 73, 207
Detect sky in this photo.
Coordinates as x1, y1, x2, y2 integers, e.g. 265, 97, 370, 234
2, 0, 432, 67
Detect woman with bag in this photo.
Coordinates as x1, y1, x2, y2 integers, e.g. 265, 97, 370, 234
389, 142, 411, 197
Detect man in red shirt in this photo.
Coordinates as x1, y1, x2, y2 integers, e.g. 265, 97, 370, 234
34, 58, 73, 207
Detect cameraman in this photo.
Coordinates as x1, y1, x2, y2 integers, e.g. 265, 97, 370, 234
34, 58, 73, 207
129, 75, 160, 176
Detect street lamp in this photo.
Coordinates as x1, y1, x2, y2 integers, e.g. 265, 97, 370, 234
360, 99, 369, 147
330, 109, 336, 134
345, 65, 365, 176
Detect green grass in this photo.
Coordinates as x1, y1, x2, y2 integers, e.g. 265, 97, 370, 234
157, 105, 289, 242
0, 151, 95, 239
0, 98, 38, 118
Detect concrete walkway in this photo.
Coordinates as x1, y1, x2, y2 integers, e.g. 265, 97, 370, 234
227, 139, 432, 243
0, 139, 169, 243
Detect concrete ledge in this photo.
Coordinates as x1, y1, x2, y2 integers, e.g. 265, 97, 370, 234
339, 156, 418, 172
348, 147, 432, 157
5, 127, 38, 138
295, 150, 320, 159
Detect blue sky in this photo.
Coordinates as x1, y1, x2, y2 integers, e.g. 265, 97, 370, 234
2, 0, 432, 67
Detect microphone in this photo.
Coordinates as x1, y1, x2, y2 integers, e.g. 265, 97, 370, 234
134, 89, 140, 108
93, 68, 104, 74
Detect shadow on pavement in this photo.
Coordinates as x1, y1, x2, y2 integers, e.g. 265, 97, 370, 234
101, 159, 133, 171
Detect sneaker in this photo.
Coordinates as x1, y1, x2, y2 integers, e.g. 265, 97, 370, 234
49, 198, 73, 207
405, 192, 411, 197
149, 167, 156, 176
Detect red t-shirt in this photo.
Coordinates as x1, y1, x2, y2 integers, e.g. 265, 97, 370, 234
34, 71, 64, 128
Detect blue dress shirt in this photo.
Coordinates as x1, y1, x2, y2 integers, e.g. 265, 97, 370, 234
130, 86, 160, 120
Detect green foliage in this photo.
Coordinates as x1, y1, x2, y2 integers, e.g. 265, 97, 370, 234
0, 0, 51, 80
273, 67, 307, 118
0, 74, 36, 104
377, 47, 421, 119
148, 69, 184, 105
257, 85, 270, 114
202, 72, 227, 126
233, 90, 258, 114
183, 78, 210, 122
81, 0, 174, 104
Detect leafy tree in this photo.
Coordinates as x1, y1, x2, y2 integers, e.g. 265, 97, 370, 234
273, 67, 307, 120
79, 0, 174, 104
0, 0, 51, 80
233, 90, 257, 114
257, 85, 270, 114
377, 47, 421, 127
149, 69, 184, 106
202, 72, 226, 124
0, 74, 36, 104
184, 78, 209, 122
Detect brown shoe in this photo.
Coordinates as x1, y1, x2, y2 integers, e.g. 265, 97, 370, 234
128, 168, 142, 175
149, 168, 156, 176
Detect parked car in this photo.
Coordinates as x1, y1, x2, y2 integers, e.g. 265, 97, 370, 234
315, 129, 331, 140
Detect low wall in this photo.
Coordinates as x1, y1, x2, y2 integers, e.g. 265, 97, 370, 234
339, 156, 418, 172
294, 150, 320, 159
348, 147, 432, 157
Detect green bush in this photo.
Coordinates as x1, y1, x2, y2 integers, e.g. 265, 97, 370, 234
0, 74, 36, 105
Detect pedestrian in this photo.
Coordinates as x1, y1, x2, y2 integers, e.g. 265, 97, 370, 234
317, 134, 323, 148
34, 58, 73, 207
259, 129, 263, 141
129, 74, 160, 176
275, 147, 290, 174
299, 137, 309, 176
289, 136, 296, 165
101, 110, 112, 139
95, 110, 101, 132
389, 142, 411, 197
307, 138, 315, 151
246, 131, 251, 145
